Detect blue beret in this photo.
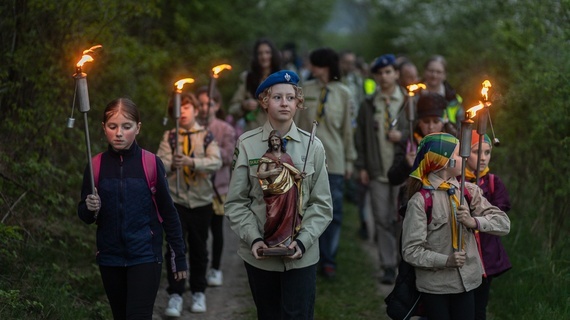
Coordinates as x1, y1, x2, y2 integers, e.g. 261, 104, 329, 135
255, 70, 300, 98
370, 54, 396, 73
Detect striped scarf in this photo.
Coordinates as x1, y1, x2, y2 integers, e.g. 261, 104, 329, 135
410, 133, 459, 186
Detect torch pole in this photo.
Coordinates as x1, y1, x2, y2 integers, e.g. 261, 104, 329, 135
74, 69, 95, 195
302, 121, 319, 175
407, 94, 415, 148
458, 117, 474, 252
207, 75, 216, 127
174, 89, 181, 195
475, 106, 489, 186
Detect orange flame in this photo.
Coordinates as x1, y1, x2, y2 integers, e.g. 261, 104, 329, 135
76, 45, 102, 67
406, 83, 426, 96
481, 80, 492, 101
212, 64, 232, 78
76, 55, 94, 67
174, 78, 195, 90
83, 45, 103, 55
466, 102, 484, 119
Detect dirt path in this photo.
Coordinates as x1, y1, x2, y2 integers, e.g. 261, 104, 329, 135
152, 220, 254, 320
151, 201, 394, 320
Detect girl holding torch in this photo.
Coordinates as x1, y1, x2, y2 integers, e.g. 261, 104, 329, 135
401, 133, 510, 320
462, 131, 512, 320
78, 98, 188, 320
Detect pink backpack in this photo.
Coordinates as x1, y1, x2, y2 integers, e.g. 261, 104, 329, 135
92, 149, 163, 223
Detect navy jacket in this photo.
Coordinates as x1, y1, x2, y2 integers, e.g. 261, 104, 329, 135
78, 143, 187, 271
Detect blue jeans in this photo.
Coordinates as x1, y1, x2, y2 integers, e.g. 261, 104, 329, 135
244, 262, 316, 320
319, 174, 344, 268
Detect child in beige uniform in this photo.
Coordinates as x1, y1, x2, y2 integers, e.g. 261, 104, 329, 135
402, 133, 510, 320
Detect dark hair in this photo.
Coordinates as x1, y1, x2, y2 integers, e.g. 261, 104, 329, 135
266, 130, 286, 153
246, 38, 282, 97
195, 85, 226, 119
195, 85, 222, 105
167, 92, 198, 119
406, 178, 423, 200
309, 47, 341, 82
103, 98, 140, 124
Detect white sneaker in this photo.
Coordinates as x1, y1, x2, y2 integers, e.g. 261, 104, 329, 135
164, 293, 183, 317
207, 269, 223, 286
191, 292, 207, 313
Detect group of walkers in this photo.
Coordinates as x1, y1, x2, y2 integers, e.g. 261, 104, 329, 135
77, 37, 512, 320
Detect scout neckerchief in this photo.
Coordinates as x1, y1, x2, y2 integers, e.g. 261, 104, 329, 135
465, 166, 490, 182
432, 181, 463, 250
316, 86, 329, 122
409, 133, 462, 249
180, 129, 198, 186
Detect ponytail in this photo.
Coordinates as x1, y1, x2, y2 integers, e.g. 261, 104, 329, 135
406, 178, 423, 200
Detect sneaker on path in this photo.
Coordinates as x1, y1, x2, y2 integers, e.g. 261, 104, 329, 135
207, 269, 223, 286
191, 292, 207, 313
164, 293, 183, 317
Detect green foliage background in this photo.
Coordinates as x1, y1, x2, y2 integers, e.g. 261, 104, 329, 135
1, 0, 568, 318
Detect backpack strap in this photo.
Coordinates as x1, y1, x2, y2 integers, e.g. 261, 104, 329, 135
92, 153, 103, 190
419, 188, 434, 224
463, 186, 472, 208
141, 149, 163, 223
489, 173, 495, 195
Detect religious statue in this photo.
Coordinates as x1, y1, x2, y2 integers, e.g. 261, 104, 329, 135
256, 130, 305, 256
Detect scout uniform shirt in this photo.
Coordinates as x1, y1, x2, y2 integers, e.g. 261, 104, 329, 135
373, 87, 405, 182
156, 122, 222, 209
401, 173, 510, 294
225, 121, 333, 272
295, 79, 357, 176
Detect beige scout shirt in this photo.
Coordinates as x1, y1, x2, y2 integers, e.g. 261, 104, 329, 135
225, 121, 333, 272
373, 87, 405, 182
402, 173, 510, 294
229, 71, 267, 132
294, 79, 357, 175
156, 122, 222, 209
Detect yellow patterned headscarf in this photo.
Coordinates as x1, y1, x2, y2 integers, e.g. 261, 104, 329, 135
410, 133, 459, 187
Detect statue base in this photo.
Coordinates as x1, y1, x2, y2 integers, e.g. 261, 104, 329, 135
257, 247, 295, 257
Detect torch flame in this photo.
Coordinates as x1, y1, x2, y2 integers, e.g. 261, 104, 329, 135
406, 83, 426, 96
466, 102, 484, 119
83, 45, 103, 55
481, 80, 492, 101
76, 55, 94, 67
174, 78, 195, 90
76, 44, 102, 68
212, 64, 232, 78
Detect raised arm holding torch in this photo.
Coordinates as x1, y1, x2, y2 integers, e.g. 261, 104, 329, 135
173, 78, 195, 195
68, 45, 103, 195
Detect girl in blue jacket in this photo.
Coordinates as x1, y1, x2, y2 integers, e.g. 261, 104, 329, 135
78, 98, 187, 320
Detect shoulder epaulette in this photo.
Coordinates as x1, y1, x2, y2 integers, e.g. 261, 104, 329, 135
239, 127, 263, 141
